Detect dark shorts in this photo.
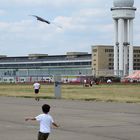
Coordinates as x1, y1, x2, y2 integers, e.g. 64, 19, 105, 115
38, 132, 49, 140
35, 89, 39, 94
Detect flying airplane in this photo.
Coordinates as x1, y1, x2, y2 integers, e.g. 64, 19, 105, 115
30, 15, 62, 29
31, 15, 51, 24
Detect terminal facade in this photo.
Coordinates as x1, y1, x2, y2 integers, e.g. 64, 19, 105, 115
92, 45, 140, 77
0, 52, 92, 83
1, 45, 140, 83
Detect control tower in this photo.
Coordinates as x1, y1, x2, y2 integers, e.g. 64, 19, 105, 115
111, 0, 136, 77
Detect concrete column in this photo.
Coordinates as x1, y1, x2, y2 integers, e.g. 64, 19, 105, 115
113, 19, 118, 76
124, 19, 128, 76
129, 19, 134, 75
118, 18, 124, 77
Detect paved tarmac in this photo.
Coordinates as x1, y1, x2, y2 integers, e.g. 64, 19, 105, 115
0, 97, 140, 140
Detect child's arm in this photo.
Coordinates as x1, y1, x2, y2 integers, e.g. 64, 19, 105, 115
25, 117, 36, 121
52, 122, 59, 128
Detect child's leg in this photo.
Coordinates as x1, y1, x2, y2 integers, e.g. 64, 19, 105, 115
35, 96, 40, 101
38, 132, 49, 140
34, 90, 40, 101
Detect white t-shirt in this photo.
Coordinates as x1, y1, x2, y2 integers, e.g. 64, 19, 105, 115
33, 83, 40, 89
84, 79, 87, 84
35, 114, 54, 133
107, 79, 112, 83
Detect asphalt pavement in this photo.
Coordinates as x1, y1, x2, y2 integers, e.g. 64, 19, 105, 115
0, 97, 140, 140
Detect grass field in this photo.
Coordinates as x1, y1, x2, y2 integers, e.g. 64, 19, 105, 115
0, 83, 140, 103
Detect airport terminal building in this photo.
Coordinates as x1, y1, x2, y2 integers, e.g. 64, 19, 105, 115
1, 45, 140, 83
0, 52, 92, 83
92, 45, 140, 77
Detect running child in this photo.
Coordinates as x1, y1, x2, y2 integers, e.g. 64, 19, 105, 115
25, 104, 59, 140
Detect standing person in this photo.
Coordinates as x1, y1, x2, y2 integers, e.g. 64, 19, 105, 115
25, 104, 59, 140
89, 80, 93, 87
83, 79, 87, 87
33, 81, 41, 101
107, 79, 112, 84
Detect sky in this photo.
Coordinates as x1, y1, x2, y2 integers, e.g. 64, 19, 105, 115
0, 0, 140, 56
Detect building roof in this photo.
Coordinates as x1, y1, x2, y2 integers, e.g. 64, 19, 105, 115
0, 53, 91, 63
113, 0, 134, 7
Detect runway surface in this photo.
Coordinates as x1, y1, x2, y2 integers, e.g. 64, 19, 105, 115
0, 96, 140, 140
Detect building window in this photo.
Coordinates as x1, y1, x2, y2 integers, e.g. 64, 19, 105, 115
109, 58, 113, 61
105, 49, 113, 53
93, 49, 97, 52
109, 54, 113, 57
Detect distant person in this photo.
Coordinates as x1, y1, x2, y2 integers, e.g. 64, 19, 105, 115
89, 80, 93, 87
83, 79, 87, 87
95, 79, 99, 85
33, 81, 41, 101
107, 79, 112, 84
25, 104, 59, 140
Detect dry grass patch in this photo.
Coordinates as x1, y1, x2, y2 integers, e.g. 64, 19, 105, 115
0, 83, 140, 103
